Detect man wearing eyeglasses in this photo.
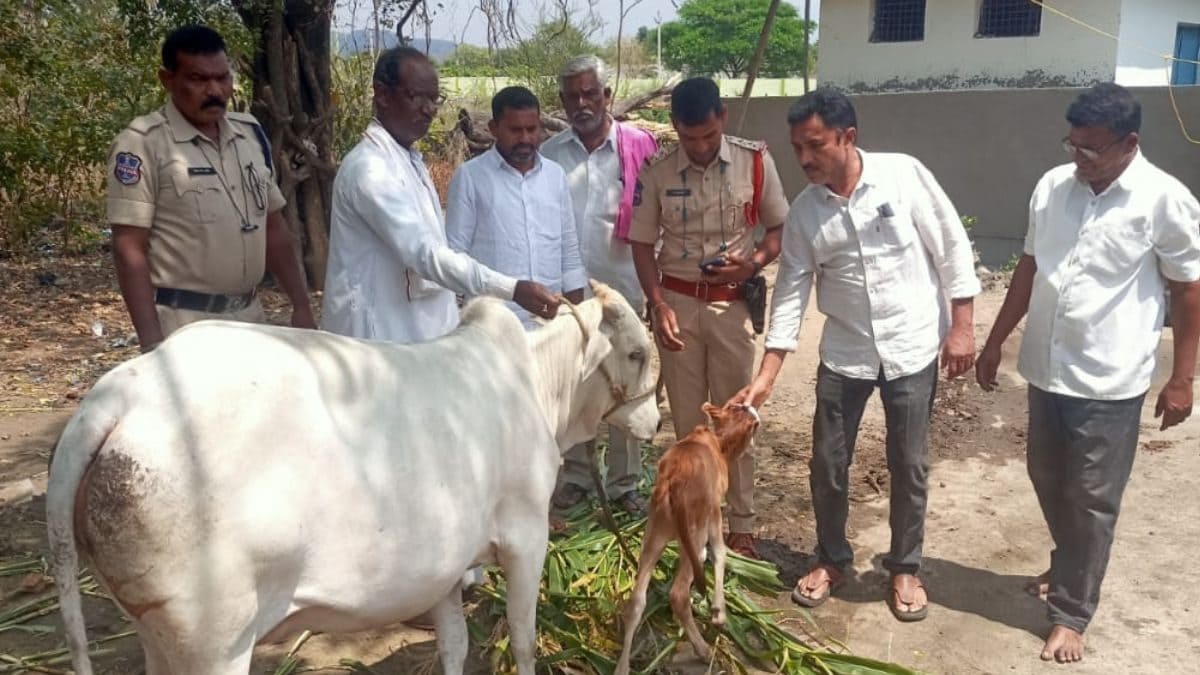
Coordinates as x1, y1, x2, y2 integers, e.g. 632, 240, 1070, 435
107, 25, 316, 352
976, 83, 1200, 664
322, 47, 561, 343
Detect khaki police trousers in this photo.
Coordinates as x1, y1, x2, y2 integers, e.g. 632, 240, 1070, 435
658, 289, 756, 533
157, 298, 266, 337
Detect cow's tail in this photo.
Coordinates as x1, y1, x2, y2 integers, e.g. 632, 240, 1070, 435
45, 409, 116, 675
666, 485, 707, 596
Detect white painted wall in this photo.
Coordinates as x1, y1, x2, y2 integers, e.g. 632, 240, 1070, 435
1115, 0, 1200, 86
819, 0, 1121, 91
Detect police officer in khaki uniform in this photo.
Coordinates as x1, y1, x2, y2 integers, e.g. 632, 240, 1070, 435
108, 25, 314, 352
630, 77, 790, 559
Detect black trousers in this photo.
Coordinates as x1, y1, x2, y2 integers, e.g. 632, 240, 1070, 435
810, 359, 938, 576
1026, 385, 1144, 633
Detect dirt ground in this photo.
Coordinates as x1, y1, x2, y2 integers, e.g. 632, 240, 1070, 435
1, 256, 1198, 674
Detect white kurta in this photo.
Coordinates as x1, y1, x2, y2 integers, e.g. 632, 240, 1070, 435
321, 120, 517, 343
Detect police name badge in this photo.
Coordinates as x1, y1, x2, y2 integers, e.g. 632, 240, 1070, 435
114, 152, 143, 186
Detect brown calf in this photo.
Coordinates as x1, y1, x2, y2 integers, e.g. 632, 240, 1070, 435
614, 401, 760, 674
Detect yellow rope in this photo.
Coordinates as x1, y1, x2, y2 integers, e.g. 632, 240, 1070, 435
1028, 0, 1200, 144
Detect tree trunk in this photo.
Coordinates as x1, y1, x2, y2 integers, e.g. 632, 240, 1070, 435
238, 0, 337, 290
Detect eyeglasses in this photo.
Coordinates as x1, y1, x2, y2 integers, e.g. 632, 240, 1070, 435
1061, 135, 1126, 162
398, 86, 447, 108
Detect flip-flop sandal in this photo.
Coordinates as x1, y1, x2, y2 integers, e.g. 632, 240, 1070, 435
791, 564, 845, 608
889, 575, 929, 622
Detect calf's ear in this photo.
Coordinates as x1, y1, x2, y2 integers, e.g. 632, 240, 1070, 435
701, 402, 721, 422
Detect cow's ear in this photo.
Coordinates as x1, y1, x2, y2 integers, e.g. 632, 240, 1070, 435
580, 326, 613, 381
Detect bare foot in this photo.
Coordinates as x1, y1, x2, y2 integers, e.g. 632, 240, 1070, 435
1041, 625, 1085, 663
1024, 569, 1050, 598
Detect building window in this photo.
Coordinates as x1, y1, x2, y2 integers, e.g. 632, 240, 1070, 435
1173, 24, 1200, 85
871, 0, 926, 43
977, 0, 1043, 38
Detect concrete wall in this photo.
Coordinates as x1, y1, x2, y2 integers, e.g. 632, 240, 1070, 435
1116, 0, 1200, 86
819, 0, 1120, 92
725, 86, 1200, 266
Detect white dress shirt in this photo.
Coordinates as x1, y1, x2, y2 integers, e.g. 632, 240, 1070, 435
540, 120, 644, 312
321, 120, 517, 343
445, 147, 586, 327
1019, 151, 1200, 400
765, 150, 981, 380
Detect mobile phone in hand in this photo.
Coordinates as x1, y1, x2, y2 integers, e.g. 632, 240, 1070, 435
699, 256, 726, 275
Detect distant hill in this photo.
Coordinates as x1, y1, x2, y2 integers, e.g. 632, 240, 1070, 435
334, 30, 458, 61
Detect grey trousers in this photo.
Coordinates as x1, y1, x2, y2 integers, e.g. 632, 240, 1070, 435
811, 359, 938, 576
560, 428, 642, 498
1027, 385, 1144, 634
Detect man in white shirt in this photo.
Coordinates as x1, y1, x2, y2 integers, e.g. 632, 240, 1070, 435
737, 88, 980, 621
446, 85, 586, 325
976, 83, 1200, 664
322, 48, 559, 344
541, 55, 656, 516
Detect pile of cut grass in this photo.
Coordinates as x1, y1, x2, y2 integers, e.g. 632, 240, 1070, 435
466, 506, 916, 675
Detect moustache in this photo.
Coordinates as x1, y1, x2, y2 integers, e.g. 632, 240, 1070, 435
512, 144, 536, 154
202, 97, 227, 110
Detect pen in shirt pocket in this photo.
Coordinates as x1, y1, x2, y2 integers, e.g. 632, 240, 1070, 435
876, 202, 895, 231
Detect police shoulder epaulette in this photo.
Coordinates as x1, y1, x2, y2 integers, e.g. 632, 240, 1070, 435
727, 135, 767, 153
126, 111, 167, 135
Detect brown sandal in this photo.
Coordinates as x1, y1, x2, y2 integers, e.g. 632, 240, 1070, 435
791, 564, 845, 608
888, 574, 929, 622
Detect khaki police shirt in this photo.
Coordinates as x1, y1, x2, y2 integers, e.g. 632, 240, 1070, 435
628, 135, 789, 282
106, 101, 286, 295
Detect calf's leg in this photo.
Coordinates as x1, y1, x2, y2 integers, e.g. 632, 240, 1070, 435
669, 536, 710, 662
140, 637, 170, 675
615, 523, 671, 675
708, 512, 728, 627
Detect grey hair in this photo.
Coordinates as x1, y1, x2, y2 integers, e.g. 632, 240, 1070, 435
558, 55, 608, 90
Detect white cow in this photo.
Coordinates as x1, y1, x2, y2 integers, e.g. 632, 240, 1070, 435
46, 282, 658, 675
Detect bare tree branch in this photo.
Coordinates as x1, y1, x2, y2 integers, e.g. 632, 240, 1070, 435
395, 0, 426, 42
735, 0, 782, 135
612, 0, 645, 109
611, 77, 678, 119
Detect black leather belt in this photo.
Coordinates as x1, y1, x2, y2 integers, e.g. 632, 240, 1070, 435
155, 287, 256, 313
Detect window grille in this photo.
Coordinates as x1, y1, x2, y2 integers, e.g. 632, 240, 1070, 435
871, 0, 926, 43
977, 0, 1043, 38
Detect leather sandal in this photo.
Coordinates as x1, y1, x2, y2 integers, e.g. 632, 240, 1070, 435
791, 564, 845, 608
888, 574, 929, 622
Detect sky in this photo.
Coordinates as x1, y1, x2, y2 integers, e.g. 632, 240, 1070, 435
336, 0, 820, 47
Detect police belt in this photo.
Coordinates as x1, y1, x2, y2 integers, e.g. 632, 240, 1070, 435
155, 287, 256, 313
660, 274, 742, 303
